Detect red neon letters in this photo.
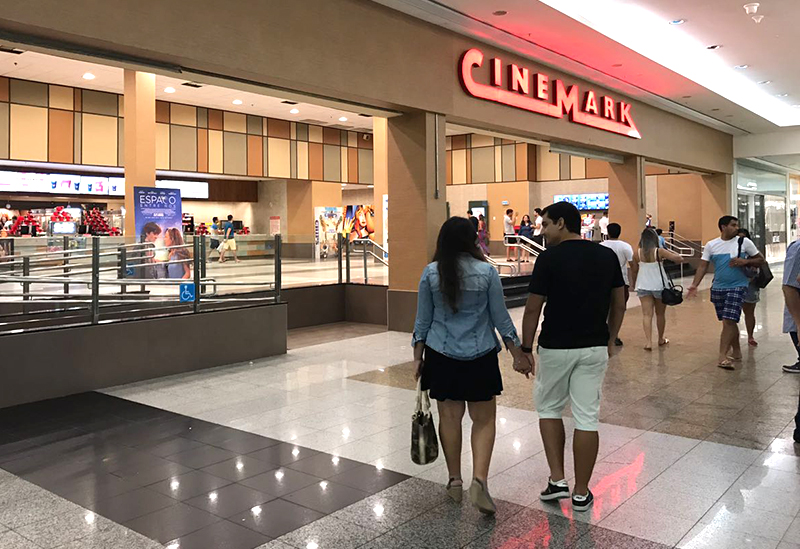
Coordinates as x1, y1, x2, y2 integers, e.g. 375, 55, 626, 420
459, 48, 641, 139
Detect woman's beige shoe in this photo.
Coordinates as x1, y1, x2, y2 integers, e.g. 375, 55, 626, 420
469, 478, 496, 515
446, 478, 463, 503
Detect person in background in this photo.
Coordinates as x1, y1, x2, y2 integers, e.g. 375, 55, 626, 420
688, 215, 764, 370
656, 228, 666, 249
477, 214, 490, 256
467, 209, 479, 233
533, 208, 544, 247
517, 201, 625, 513
219, 214, 240, 263
504, 208, 519, 262
136, 222, 162, 279
4, 216, 16, 230
738, 228, 760, 347
645, 214, 653, 228
518, 215, 534, 263
164, 227, 191, 279
601, 223, 636, 346
598, 211, 609, 241
209, 216, 221, 259
413, 217, 524, 515
781, 236, 800, 374
634, 228, 685, 351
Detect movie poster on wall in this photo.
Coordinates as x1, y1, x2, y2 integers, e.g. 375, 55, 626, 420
133, 187, 184, 274
314, 207, 344, 260
344, 205, 375, 242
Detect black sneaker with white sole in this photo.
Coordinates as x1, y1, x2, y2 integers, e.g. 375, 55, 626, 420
783, 362, 800, 374
572, 490, 594, 511
540, 478, 570, 501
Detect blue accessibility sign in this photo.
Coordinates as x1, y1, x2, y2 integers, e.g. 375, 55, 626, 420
125, 267, 135, 277
179, 283, 195, 303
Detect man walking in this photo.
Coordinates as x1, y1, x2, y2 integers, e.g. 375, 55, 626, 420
598, 211, 609, 241
516, 201, 625, 512
467, 209, 479, 233
504, 208, 519, 262
601, 223, 636, 346
218, 214, 240, 263
688, 216, 764, 369
781, 237, 800, 374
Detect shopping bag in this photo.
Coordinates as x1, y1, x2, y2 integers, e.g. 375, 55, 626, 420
411, 378, 439, 465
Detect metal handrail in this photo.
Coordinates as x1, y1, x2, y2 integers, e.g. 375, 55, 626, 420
668, 232, 703, 252
663, 240, 694, 257
503, 234, 545, 257
486, 255, 518, 275
351, 239, 388, 267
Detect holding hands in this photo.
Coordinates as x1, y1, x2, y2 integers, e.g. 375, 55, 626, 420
511, 346, 534, 378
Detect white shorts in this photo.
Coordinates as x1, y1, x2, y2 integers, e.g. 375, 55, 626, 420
535, 346, 608, 431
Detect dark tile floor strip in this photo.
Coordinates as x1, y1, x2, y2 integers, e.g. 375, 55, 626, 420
0, 392, 409, 549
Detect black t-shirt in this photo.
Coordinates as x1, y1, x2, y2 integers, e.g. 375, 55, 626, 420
469, 216, 479, 232
528, 239, 624, 349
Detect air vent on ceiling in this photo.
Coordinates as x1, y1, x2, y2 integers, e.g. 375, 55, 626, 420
358, 114, 372, 118
181, 82, 203, 88
0, 46, 24, 55
281, 100, 298, 105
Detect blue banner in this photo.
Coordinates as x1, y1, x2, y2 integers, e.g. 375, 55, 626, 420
132, 187, 185, 278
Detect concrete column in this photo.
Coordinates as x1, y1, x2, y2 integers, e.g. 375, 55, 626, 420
700, 173, 731, 243
608, 155, 646, 248
123, 70, 157, 236
372, 117, 388, 249
387, 112, 447, 332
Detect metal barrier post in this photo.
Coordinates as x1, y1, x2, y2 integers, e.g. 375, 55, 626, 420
119, 247, 127, 295
193, 237, 200, 313
275, 234, 282, 303
345, 239, 351, 284
363, 241, 368, 284
337, 233, 343, 285
62, 235, 70, 295
22, 256, 30, 302
200, 235, 207, 281
91, 237, 100, 324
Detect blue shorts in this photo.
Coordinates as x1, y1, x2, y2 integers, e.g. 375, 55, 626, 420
710, 287, 747, 322
636, 289, 662, 299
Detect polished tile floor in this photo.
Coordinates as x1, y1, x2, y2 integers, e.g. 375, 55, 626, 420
1, 282, 799, 548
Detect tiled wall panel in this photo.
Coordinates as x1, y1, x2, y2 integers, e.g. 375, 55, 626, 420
308, 142, 323, 180
452, 149, 467, 185
197, 128, 208, 172
170, 124, 197, 171
471, 147, 494, 184
82, 113, 117, 166
118, 118, 124, 166
247, 135, 263, 177
10, 80, 47, 107
358, 148, 373, 184
48, 109, 73, 163
155, 122, 170, 169
223, 131, 247, 175
49, 85, 73, 110
0, 103, 8, 159
171, 104, 197, 127
268, 137, 291, 178
208, 130, 223, 173
323, 144, 341, 182
11, 105, 48, 161
502, 144, 516, 182
224, 112, 246, 133
83, 90, 118, 116
297, 141, 309, 180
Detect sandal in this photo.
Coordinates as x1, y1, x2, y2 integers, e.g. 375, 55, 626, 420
446, 478, 463, 503
658, 338, 670, 347
717, 360, 735, 370
644, 345, 653, 352
748, 338, 758, 347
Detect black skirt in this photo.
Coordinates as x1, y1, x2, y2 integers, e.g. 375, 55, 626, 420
421, 346, 503, 402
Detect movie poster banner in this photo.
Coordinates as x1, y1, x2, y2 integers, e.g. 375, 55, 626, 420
132, 187, 184, 278
314, 207, 344, 259
344, 205, 375, 242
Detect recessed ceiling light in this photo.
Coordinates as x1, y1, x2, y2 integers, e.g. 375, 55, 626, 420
290, 108, 300, 114
164, 87, 176, 94
758, 80, 771, 85
232, 99, 243, 105
706, 45, 722, 50
493, 10, 508, 16
734, 64, 749, 70
338, 116, 348, 122
669, 19, 686, 25
776, 93, 789, 97
82, 72, 95, 80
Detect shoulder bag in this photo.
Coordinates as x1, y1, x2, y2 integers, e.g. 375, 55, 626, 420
737, 236, 773, 289
657, 250, 684, 306
410, 378, 439, 465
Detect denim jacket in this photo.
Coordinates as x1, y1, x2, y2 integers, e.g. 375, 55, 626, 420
412, 255, 521, 360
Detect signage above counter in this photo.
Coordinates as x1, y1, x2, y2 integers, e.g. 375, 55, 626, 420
459, 48, 641, 139
0, 172, 209, 199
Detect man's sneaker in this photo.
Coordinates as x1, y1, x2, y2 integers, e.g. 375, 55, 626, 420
572, 490, 594, 511
783, 362, 800, 374
615, 338, 623, 346
540, 478, 570, 501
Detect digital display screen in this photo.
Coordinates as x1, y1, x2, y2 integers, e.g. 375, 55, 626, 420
553, 193, 609, 211
51, 221, 77, 234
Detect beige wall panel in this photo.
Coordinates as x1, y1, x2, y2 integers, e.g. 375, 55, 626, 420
646, 174, 658, 226
357, 148, 373, 184
471, 134, 494, 148
537, 146, 560, 181
82, 90, 118, 116
118, 95, 124, 117
224, 112, 246, 133
223, 131, 247, 175
487, 181, 530, 238
308, 125, 322, 143
445, 183, 487, 223
49, 85, 73, 110
470, 147, 494, 184
312, 181, 342, 209
170, 124, 197, 171
657, 174, 703, 240
348, 131, 357, 148
171, 103, 197, 126
452, 149, 467, 185
297, 141, 309, 180
208, 129, 223, 173
155, 122, 170, 169
501, 144, 515, 182
48, 109, 73, 163
82, 113, 118, 166
323, 144, 341, 182
10, 80, 47, 107
286, 180, 313, 239
494, 146, 502, 182
10, 105, 47, 161
570, 156, 587, 179
117, 117, 124, 166
340, 147, 349, 183
0, 103, 8, 159
268, 137, 291, 178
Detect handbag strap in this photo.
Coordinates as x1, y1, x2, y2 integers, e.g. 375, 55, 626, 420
415, 378, 431, 414
656, 249, 675, 290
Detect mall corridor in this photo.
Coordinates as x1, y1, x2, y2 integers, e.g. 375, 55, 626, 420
0, 283, 797, 549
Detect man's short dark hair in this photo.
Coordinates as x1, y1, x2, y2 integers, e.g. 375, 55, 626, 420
718, 215, 738, 230
656, 228, 663, 235
534, 208, 542, 215
603, 211, 608, 216
213, 216, 219, 222
607, 223, 621, 239
506, 208, 513, 215
467, 209, 473, 215
227, 214, 234, 221
542, 202, 581, 234
142, 222, 161, 235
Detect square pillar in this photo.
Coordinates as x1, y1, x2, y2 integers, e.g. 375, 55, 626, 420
608, 156, 646, 248
386, 112, 447, 332
700, 173, 731, 243
372, 117, 388, 248
123, 70, 156, 236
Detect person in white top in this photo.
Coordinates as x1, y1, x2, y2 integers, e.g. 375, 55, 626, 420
504, 208, 519, 262
532, 208, 544, 247
598, 212, 609, 241
601, 223, 636, 346
634, 228, 685, 351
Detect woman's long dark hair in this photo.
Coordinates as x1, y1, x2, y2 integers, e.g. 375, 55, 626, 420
433, 217, 486, 312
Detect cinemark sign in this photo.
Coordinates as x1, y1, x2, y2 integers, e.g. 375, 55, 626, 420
459, 48, 641, 139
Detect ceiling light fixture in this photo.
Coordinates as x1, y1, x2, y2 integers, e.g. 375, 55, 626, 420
290, 108, 300, 114
338, 116, 348, 122
82, 72, 95, 80
232, 99, 243, 105
776, 93, 789, 97
668, 19, 685, 25
706, 44, 721, 50
743, 3, 760, 15
164, 87, 176, 94
752, 14, 764, 23
758, 80, 772, 85
493, 10, 508, 16
734, 64, 749, 70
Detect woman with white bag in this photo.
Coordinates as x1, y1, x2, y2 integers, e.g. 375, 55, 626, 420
412, 217, 525, 515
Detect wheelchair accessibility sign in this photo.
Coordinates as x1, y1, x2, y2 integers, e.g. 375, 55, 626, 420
180, 283, 195, 302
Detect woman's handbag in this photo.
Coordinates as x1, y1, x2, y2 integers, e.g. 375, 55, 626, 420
411, 378, 439, 465
658, 250, 684, 306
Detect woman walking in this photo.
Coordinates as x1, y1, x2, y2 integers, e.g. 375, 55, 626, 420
738, 228, 760, 346
518, 215, 534, 262
477, 214, 490, 256
634, 228, 685, 350
412, 217, 524, 515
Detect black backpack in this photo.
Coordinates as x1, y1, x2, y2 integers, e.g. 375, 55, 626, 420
738, 236, 773, 289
